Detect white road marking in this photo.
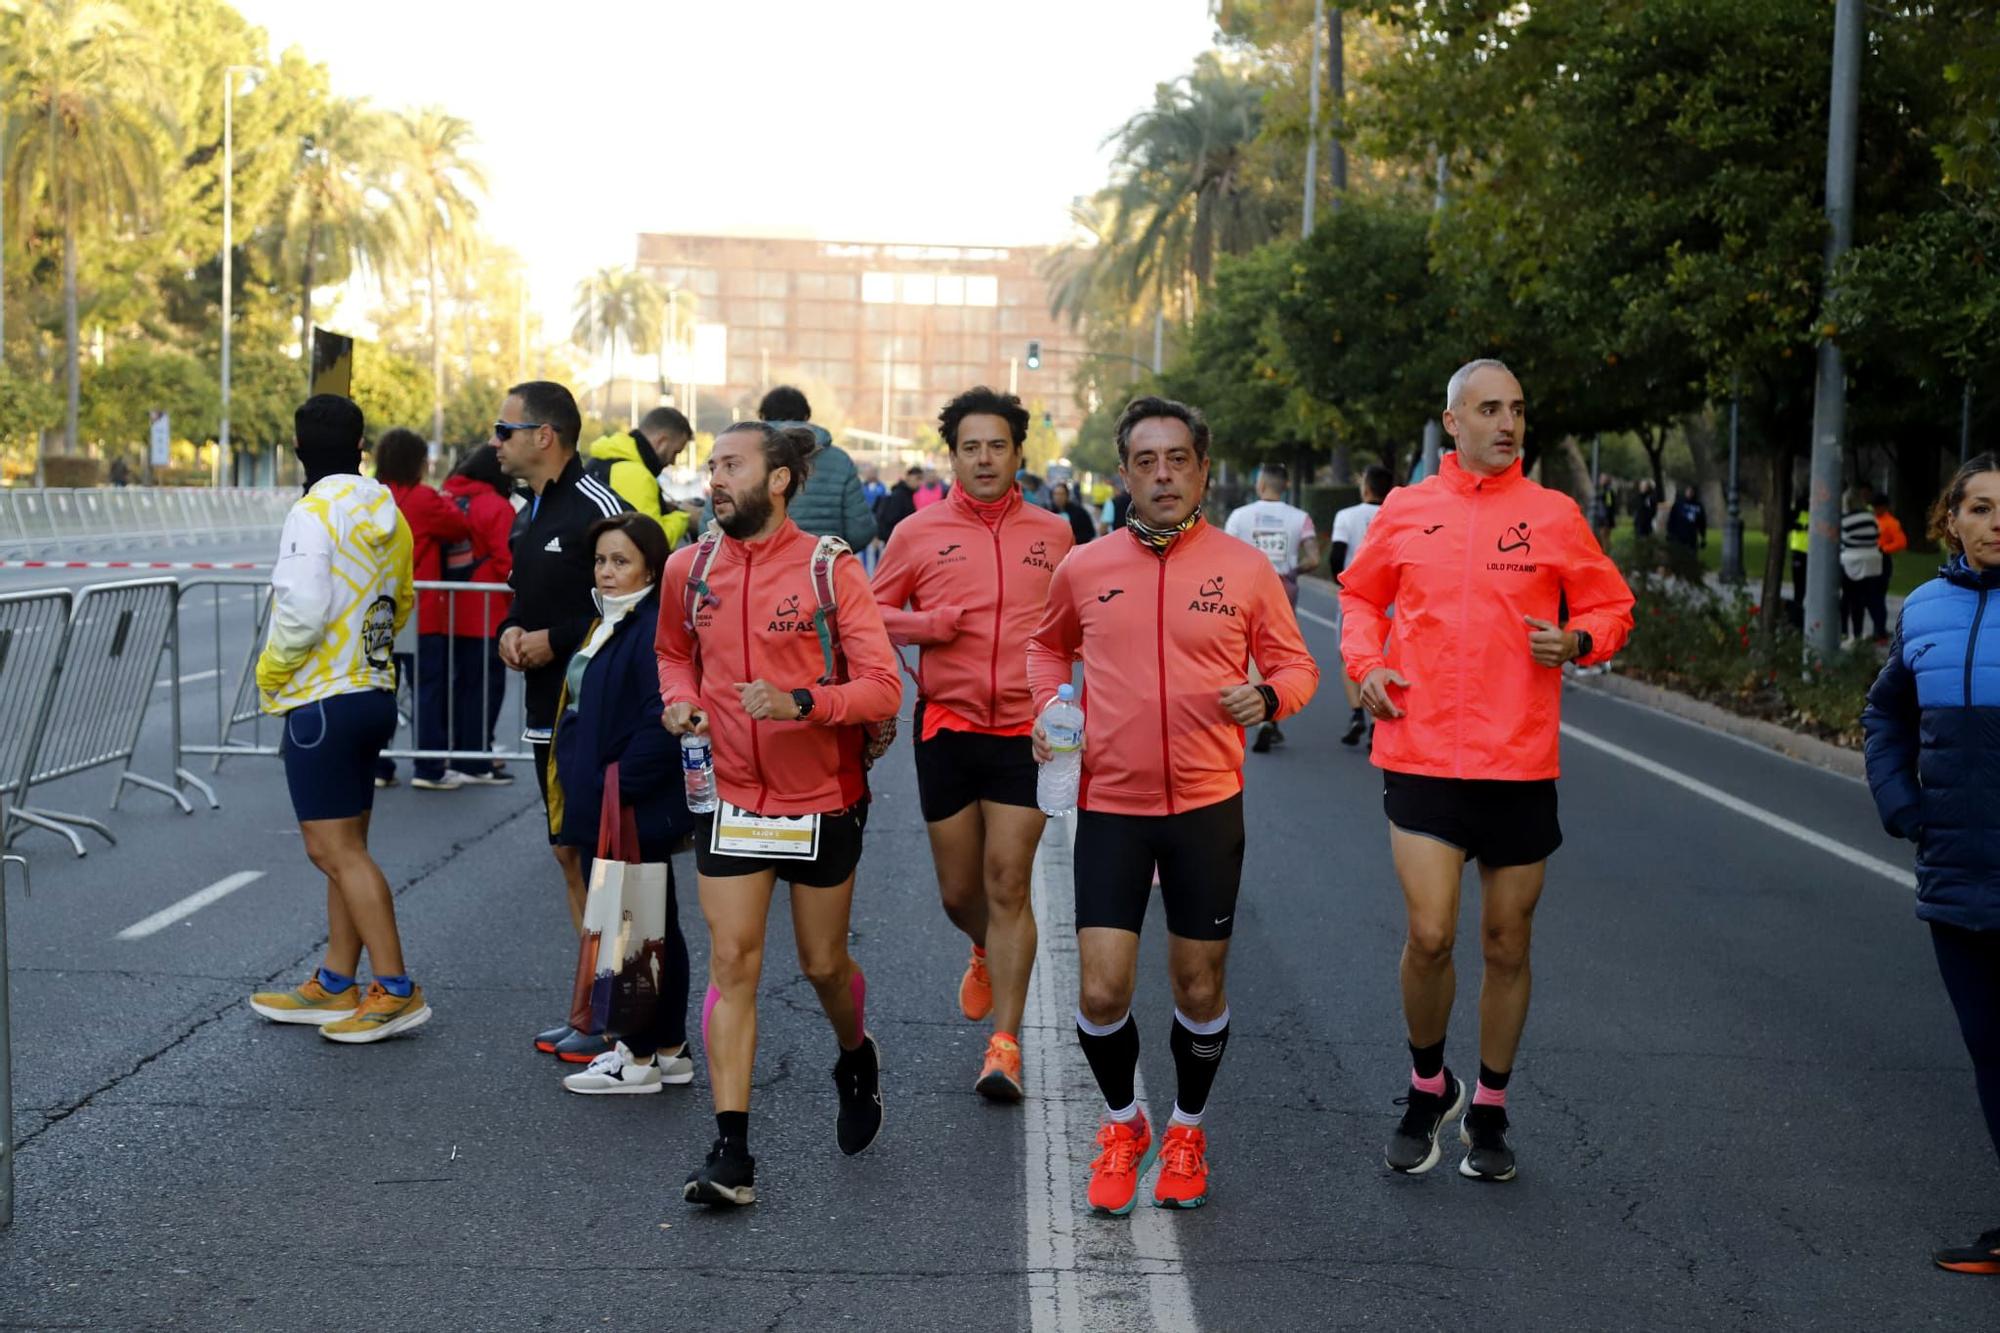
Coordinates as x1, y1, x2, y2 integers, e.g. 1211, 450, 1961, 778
115, 871, 264, 940
1561, 724, 1913, 887
1025, 815, 1199, 1333
153, 669, 219, 689
1297, 606, 1339, 632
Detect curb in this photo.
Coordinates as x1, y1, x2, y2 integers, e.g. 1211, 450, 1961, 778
1567, 669, 1865, 781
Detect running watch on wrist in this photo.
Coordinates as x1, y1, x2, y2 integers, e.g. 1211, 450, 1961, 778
1571, 629, 1594, 663
1253, 683, 1280, 723
791, 688, 815, 720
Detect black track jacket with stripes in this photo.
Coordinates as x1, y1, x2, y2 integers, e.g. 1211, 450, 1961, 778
500, 452, 631, 727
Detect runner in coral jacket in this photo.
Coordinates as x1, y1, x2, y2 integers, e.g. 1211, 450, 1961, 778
1339, 359, 1634, 1185
873, 386, 1074, 1102
1027, 396, 1318, 1215
655, 422, 901, 1208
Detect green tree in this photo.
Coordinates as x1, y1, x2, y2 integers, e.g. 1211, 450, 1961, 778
80, 342, 216, 447
393, 107, 486, 444
571, 265, 662, 420
351, 342, 434, 440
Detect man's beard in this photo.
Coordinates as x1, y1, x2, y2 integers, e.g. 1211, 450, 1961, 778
716, 485, 774, 539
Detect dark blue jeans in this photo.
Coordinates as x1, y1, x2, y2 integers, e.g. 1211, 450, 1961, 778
413, 634, 452, 781
447, 636, 507, 776
1932, 922, 2000, 1168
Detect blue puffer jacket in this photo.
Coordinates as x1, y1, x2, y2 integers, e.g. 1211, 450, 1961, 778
1862, 555, 2000, 929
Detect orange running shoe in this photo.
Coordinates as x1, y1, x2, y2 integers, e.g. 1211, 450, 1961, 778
1152, 1122, 1209, 1209
974, 1032, 1024, 1102
957, 947, 992, 1021
1086, 1111, 1155, 1216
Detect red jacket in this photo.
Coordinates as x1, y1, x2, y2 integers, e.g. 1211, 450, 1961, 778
655, 519, 901, 816
386, 479, 472, 636
440, 476, 516, 638
1338, 453, 1635, 781
1026, 521, 1319, 816
872, 485, 1074, 738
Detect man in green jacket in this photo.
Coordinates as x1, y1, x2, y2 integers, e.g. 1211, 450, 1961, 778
584, 406, 697, 547
752, 385, 877, 550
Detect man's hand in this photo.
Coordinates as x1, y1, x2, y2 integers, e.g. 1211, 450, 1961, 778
1524, 616, 1580, 668
661, 703, 707, 736
511, 628, 554, 669
498, 626, 524, 670
1031, 716, 1087, 764
1358, 667, 1410, 720
735, 680, 802, 722
1219, 684, 1268, 726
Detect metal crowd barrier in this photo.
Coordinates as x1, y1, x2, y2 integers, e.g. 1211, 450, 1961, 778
0, 487, 292, 554
0, 837, 22, 1229
176, 578, 530, 774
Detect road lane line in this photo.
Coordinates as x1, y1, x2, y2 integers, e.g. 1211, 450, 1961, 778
153, 669, 219, 689
1025, 815, 1199, 1333
115, 871, 264, 940
1561, 724, 1912, 887
1297, 606, 1339, 633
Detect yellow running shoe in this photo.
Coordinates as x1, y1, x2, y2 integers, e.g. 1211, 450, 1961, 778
248, 974, 362, 1025
958, 947, 992, 1021
319, 982, 432, 1044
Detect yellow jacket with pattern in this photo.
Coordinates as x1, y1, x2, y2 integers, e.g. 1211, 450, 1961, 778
256, 474, 414, 713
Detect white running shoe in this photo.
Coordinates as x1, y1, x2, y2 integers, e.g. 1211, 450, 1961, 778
410, 770, 469, 791
563, 1042, 666, 1095
454, 769, 515, 786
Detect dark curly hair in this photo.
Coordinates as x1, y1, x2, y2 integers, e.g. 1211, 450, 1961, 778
717, 421, 817, 501
1114, 395, 1210, 464
1928, 451, 2000, 555
373, 427, 429, 485
938, 386, 1030, 449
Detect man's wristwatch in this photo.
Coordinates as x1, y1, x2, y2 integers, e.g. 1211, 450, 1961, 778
791, 688, 816, 721
1571, 629, 1594, 663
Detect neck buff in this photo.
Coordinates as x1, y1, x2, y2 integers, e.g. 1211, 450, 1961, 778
1127, 506, 1203, 554
958, 486, 1015, 529
299, 447, 361, 492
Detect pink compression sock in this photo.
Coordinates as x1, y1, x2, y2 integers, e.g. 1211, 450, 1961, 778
847, 968, 868, 1048
701, 983, 721, 1048
1410, 1067, 1446, 1097
1472, 1080, 1508, 1108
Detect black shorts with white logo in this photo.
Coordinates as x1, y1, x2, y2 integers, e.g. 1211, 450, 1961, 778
1382, 771, 1561, 868
912, 709, 1040, 823
1073, 794, 1245, 941
695, 802, 868, 888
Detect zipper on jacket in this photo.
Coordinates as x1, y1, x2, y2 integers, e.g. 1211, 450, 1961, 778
1456, 484, 1478, 779
740, 544, 765, 807
1156, 552, 1176, 815
988, 514, 1006, 725
1966, 588, 1990, 707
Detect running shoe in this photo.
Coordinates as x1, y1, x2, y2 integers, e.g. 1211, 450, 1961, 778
248, 974, 361, 1025
958, 948, 992, 1021
1458, 1103, 1518, 1182
1251, 724, 1275, 754
533, 1022, 571, 1054
319, 982, 431, 1044
410, 770, 468, 791
373, 773, 399, 789
833, 1034, 883, 1156
1086, 1110, 1156, 1216
1339, 711, 1367, 747
974, 1032, 1024, 1103
1385, 1069, 1466, 1174
555, 1029, 614, 1064
683, 1137, 756, 1207
454, 768, 515, 786
563, 1041, 669, 1095
1933, 1227, 2000, 1275
1152, 1122, 1210, 1209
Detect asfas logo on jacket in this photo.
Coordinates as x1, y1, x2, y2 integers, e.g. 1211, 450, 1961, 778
1189, 574, 1238, 617
1487, 521, 1537, 574
1022, 538, 1056, 572
768, 593, 814, 635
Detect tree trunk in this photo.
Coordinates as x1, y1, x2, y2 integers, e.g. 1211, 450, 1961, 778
1641, 424, 1667, 498
62, 200, 78, 458
428, 234, 443, 443
299, 224, 317, 392
1758, 444, 1791, 639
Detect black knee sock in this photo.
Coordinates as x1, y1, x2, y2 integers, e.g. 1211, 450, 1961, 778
1169, 1008, 1231, 1122
1410, 1037, 1446, 1081
1076, 1010, 1140, 1113
716, 1110, 748, 1151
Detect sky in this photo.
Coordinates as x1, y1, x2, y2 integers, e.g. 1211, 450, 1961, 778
231, 0, 1221, 335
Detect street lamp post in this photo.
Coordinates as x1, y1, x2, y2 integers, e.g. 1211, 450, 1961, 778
1722, 391, 1746, 583
219, 65, 256, 488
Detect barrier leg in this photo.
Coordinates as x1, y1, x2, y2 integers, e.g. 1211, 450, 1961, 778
113, 772, 195, 815
2, 805, 103, 858
0, 851, 19, 1228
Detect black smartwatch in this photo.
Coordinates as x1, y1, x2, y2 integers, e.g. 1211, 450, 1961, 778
1253, 683, 1280, 723
791, 688, 816, 720
1571, 629, 1594, 663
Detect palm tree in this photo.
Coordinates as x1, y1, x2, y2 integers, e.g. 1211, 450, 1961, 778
572, 266, 661, 421
392, 107, 485, 442
1, 0, 166, 467
266, 96, 401, 385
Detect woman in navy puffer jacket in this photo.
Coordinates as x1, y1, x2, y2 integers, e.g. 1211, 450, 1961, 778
1864, 453, 2000, 1276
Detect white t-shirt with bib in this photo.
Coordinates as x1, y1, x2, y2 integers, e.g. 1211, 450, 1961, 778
1226, 499, 1316, 577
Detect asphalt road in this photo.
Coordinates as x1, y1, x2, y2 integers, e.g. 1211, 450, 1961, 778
1, 572, 1995, 1330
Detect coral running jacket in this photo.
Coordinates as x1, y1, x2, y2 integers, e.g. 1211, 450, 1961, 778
1338, 453, 1635, 781
1027, 521, 1319, 816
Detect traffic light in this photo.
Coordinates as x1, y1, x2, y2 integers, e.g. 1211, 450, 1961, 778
1025, 339, 1042, 371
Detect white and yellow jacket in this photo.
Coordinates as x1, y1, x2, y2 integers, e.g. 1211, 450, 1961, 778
256, 474, 415, 713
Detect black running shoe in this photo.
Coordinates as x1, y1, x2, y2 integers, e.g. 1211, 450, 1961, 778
1251, 724, 1275, 754
1934, 1226, 2000, 1275
833, 1034, 884, 1156
1458, 1103, 1517, 1182
1385, 1070, 1465, 1174
1339, 711, 1367, 747
683, 1137, 756, 1206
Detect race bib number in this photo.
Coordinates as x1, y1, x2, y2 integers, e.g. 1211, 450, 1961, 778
709, 800, 820, 859
1252, 528, 1291, 571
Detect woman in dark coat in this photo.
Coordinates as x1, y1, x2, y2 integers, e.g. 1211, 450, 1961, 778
543, 513, 697, 1088
1863, 452, 2000, 1275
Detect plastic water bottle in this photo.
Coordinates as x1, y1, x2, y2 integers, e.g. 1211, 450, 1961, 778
1036, 685, 1085, 816
681, 732, 718, 814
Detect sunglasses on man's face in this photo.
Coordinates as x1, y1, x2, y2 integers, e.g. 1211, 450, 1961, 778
493, 420, 544, 442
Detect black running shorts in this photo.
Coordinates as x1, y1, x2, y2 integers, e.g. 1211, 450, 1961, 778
1382, 771, 1561, 868
281, 689, 396, 823
912, 716, 1040, 823
1073, 794, 1245, 941
695, 803, 869, 888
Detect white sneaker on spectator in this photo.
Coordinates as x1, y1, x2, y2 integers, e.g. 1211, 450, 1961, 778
564, 1042, 665, 1095
410, 770, 469, 791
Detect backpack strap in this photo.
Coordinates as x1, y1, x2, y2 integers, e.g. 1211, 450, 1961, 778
683, 530, 722, 632
808, 534, 851, 686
